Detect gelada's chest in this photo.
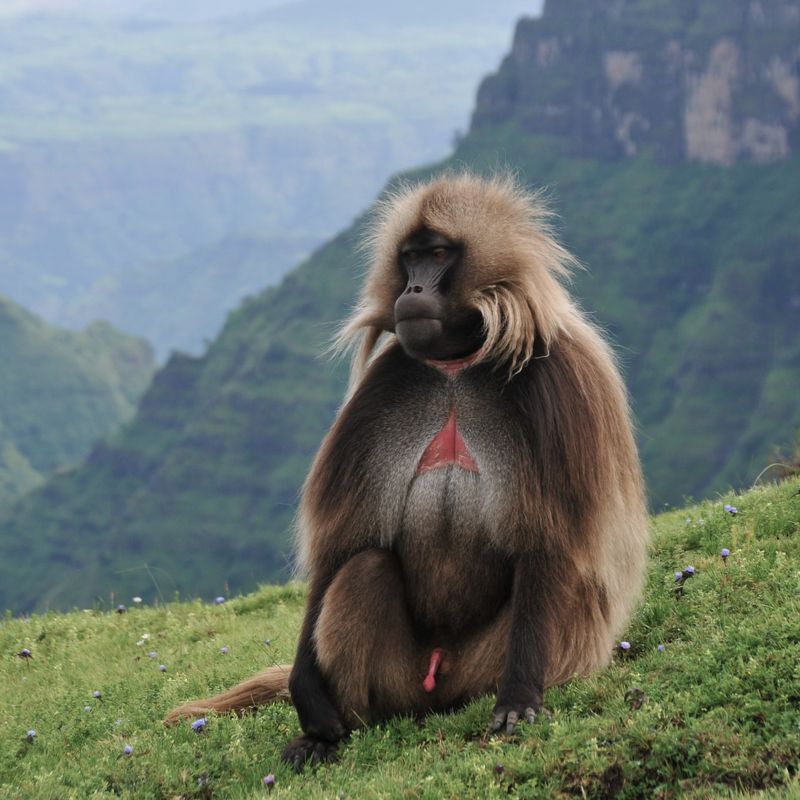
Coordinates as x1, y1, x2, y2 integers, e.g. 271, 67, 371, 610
368, 356, 519, 541
390, 359, 515, 631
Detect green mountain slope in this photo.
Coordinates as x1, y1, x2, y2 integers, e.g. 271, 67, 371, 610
0, 295, 155, 511
1, 139, 797, 614
455, 130, 800, 508
1, 482, 798, 798
0, 229, 355, 611
0, 0, 798, 613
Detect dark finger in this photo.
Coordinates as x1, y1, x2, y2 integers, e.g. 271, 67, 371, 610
505, 710, 519, 734
525, 707, 536, 724
491, 712, 506, 732
314, 741, 332, 765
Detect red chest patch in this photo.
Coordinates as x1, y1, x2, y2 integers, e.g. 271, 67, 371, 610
416, 406, 478, 474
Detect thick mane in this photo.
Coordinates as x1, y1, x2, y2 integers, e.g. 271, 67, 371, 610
334, 172, 582, 381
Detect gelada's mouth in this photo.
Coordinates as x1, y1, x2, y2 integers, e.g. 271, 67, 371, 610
395, 317, 444, 353
393, 311, 443, 325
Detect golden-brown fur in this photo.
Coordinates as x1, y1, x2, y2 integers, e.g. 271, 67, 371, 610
164, 665, 291, 725
335, 172, 581, 382
165, 172, 649, 766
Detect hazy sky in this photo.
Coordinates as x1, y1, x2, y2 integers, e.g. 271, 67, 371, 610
0, 1, 545, 20
0, 0, 283, 16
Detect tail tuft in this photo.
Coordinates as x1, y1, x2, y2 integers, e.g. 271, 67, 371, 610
164, 664, 293, 726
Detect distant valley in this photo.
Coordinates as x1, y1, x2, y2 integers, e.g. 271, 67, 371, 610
0, 0, 541, 359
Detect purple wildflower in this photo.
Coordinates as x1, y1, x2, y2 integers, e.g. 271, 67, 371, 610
724, 504, 738, 515
147, 651, 157, 659
159, 664, 166, 672
220, 646, 229, 655
192, 718, 207, 733
263, 774, 276, 791
657, 644, 665, 652
123, 744, 133, 756
17, 648, 32, 659
93, 690, 102, 699
682, 566, 695, 579
215, 596, 225, 605
674, 571, 684, 583
116, 604, 127, 614
721, 548, 730, 561
26, 730, 36, 743
619, 641, 631, 651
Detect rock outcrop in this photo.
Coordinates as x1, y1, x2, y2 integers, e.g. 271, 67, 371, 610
473, 0, 800, 164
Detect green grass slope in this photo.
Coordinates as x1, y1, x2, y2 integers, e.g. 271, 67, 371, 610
1, 481, 798, 799
0, 295, 155, 511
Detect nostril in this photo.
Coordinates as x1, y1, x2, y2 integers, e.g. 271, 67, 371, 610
412, 285, 423, 293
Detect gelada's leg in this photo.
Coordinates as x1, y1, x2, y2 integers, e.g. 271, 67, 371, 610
314, 548, 513, 725
313, 549, 430, 727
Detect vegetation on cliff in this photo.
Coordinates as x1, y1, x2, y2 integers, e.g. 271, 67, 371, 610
2, 129, 797, 613
0, 295, 155, 512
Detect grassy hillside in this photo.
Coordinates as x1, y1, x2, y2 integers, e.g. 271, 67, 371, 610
1, 481, 798, 798
0, 295, 155, 512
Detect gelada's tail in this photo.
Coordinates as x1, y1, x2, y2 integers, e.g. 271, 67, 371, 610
164, 664, 292, 725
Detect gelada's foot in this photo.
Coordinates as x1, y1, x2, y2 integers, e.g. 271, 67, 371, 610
281, 735, 340, 772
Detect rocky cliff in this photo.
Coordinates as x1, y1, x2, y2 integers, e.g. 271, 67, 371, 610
473, 0, 800, 164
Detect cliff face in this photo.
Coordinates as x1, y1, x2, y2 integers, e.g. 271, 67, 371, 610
473, 0, 800, 164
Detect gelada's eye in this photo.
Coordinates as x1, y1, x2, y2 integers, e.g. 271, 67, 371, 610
405, 250, 420, 266
432, 247, 448, 263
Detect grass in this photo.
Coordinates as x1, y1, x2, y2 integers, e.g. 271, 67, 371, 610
1, 480, 798, 799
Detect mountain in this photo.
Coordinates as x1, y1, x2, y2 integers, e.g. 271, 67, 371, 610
1, 0, 798, 613
72, 234, 318, 358
0, 296, 155, 512
474, 0, 800, 164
